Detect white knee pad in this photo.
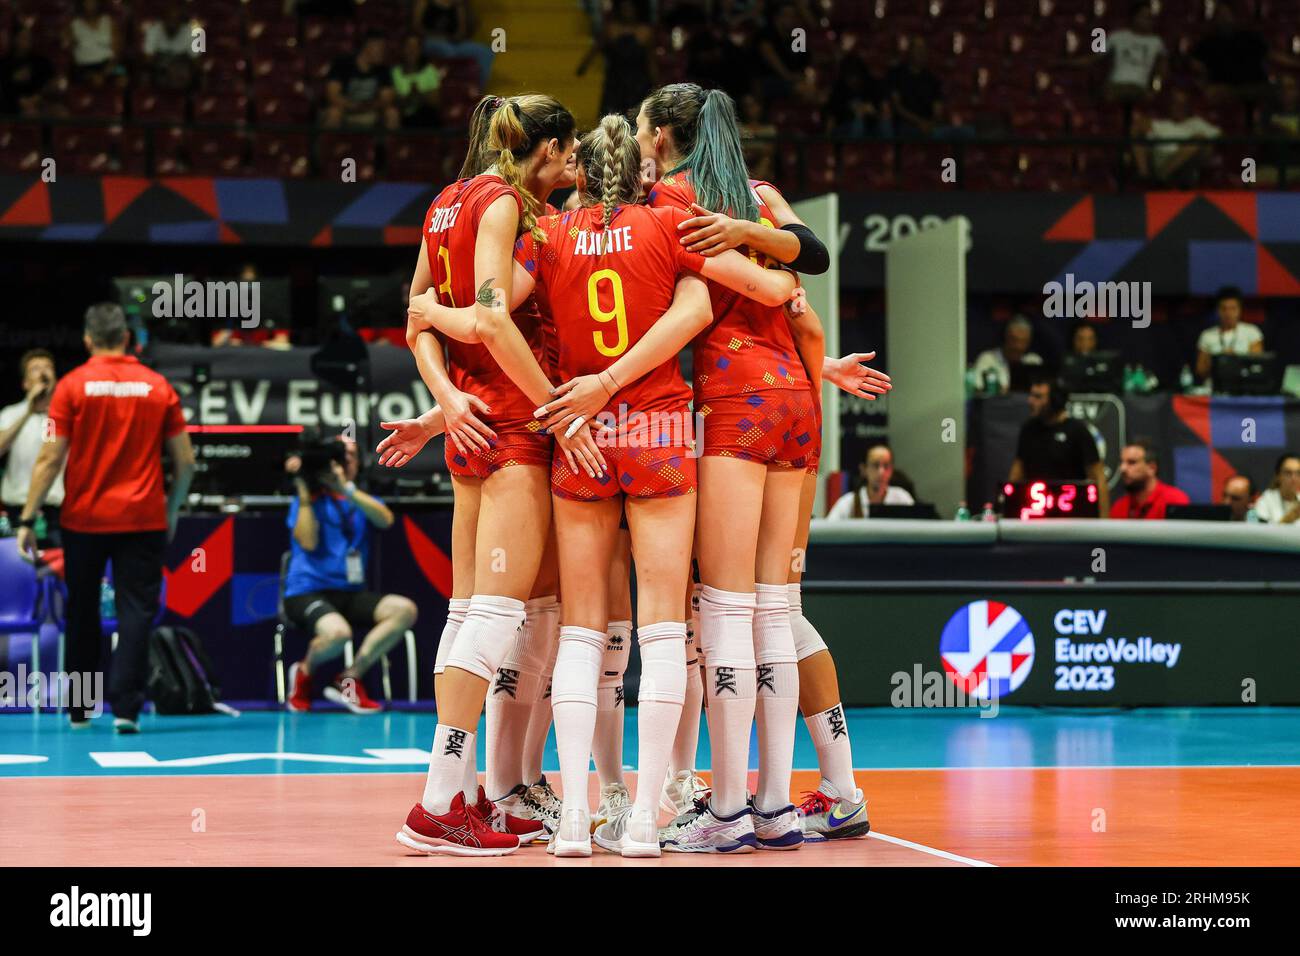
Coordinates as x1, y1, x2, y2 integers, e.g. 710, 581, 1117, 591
754, 583, 798, 665
637, 622, 687, 704
445, 595, 527, 682
787, 583, 828, 661
550, 626, 605, 707
600, 619, 632, 688
697, 585, 756, 669
433, 598, 471, 675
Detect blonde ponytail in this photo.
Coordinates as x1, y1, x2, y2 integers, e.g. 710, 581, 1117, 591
484, 94, 576, 243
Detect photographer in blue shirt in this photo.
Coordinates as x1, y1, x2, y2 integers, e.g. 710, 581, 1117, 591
282, 436, 416, 713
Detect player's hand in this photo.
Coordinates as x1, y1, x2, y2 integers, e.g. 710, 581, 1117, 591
406, 290, 441, 333
376, 411, 443, 468
823, 351, 892, 400
785, 286, 808, 317
678, 203, 751, 256
15, 526, 38, 563
537, 374, 615, 434
438, 387, 496, 456
555, 421, 607, 479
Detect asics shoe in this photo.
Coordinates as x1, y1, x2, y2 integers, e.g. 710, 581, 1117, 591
750, 798, 804, 850
474, 786, 547, 844
286, 661, 311, 713
658, 799, 757, 854
324, 675, 382, 714
395, 791, 520, 857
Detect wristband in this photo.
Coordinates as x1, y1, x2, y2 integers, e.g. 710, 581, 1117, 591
16, 516, 35, 529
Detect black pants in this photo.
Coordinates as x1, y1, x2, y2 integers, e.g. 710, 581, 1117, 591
63, 528, 165, 722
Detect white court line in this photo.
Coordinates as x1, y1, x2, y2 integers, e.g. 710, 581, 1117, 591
868, 830, 996, 867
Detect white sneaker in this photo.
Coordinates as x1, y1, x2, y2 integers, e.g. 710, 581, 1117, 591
113, 717, 140, 735
494, 789, 551, 843
521, 776, 562, 832
548, 807, 592, 857
592, 781, 631, 832
593, 805, 660, 858
750, 798, 804, 850
661, 769, 709, 819
658, 799, 757, 853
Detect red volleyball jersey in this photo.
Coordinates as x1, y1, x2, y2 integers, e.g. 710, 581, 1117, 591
514, 204, 705, 417
422, 174, 548, 425
647, 170, 809, 399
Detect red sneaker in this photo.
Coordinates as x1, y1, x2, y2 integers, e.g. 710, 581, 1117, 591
324, 675, 382, 714
287, 662, 311, 712
396, 791, 521, 856
474, 786, 547, 843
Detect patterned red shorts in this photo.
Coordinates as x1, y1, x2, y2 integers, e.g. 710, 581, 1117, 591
445, 423, 553, 480
552, 430, 697, 501
698, 388, 821, 470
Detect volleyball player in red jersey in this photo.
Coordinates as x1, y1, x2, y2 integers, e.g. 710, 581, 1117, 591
394, 93, 597, 857
634, 82, 892, 845
408, 113, 799, 855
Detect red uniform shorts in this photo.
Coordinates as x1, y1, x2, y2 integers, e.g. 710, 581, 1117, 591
698, 388, 821, 470
552, 423, 697, 501
445, 422, 553, 480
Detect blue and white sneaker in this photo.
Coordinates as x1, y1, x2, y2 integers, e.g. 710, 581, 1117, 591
797, 783, 871, 843
658, 799, 758, 853
750, 799, 804, 850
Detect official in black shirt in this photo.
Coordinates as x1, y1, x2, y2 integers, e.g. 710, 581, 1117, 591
1008, 377, 1110, 516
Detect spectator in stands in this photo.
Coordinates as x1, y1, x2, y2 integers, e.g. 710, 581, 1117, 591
1109, 439, 1189, 519
1069, 320, 1099, 357
15, 304, 195, 732
1195, 285, 1263, 382
141, 2, 196, 92
1191, 1, 1270, 105
685, 12, 755, 104
1008, 375, 1110, 515
1222, 473, 1255, 521
1100, 2, 1167, 105
0, 26, 57, 117
757, 1, 814, 102
971, 315, 1044, 395
1259, 74, 1300, 186
577, 0, 655, 119
1253, 454, 1300, 524
282, 437, 417, 714
392, 36, 442, 128
67, 0, 123, 84
827, 54, 886, 138
0, 350, 64, 543
322, 32, 400, 131
738, 92, 778, 183
826, 442, 915, 520
886, 37, 969, 139
1132, 90, 1221, 187
414, 0, 494, 88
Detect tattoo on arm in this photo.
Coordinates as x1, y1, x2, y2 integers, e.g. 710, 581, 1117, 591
476, 278, 497, 308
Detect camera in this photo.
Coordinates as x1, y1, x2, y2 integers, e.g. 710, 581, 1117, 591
297, 438, 347, 495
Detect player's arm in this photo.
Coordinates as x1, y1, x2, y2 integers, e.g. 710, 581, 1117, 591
786, 299, 825, 394
408, 237, 535, 344
539, 275, 712, 431
1089, 460, 1110, 519
471, 197, 554, 408
696, 249, 798, 306
679, 185, 829, 275
376, 406, 445, 469
14, 434, 68, 559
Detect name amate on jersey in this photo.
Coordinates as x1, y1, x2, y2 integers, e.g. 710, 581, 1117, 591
574, 226, 634, 256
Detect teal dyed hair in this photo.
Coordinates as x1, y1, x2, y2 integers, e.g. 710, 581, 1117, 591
643, 84, 758, 222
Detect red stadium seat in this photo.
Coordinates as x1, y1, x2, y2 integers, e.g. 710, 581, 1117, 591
254, 88, 313, 125
65, 86, 125, 119
117, 126, 149, 175
192, 90, 249, 126
50, 125, 118, 175
317, 131, 377, 181
131, 88, 186, 123
0, 123, 42, 173
152, 125, 186, 174
186, 128, 248, 175
249, 131, 311, 178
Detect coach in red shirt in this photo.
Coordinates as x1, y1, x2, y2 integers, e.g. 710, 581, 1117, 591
1109, 439, 1189, 519
16, 304, 195, 732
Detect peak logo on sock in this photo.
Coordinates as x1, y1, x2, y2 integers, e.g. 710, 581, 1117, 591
443, 728, 467, 758
542, 680, 552, 700
826, 705, 847, 739
614, 685, 625, 706
713, 667, 737, 695
493, 668, 520, 698
756, 664, 775, 694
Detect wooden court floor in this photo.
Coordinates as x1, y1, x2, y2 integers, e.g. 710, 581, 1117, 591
6, 765, 1297, 867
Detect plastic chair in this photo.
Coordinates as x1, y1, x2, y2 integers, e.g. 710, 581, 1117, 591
272, 551, 417, 705
0, 546, 47, 710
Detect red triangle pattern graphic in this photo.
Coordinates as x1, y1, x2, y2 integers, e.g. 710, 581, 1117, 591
1257, 244, 1300, 295
310, 225, 332, 247
1043, 196, 1093, 241
1203, 191, 1257, 238
0, 180, 51, 226
986, 600, 1007, 626
164, 517, 234, 617
403, 515, 452, 597
1145, 191, 1195, 239
101, 176, 151, 223
160, 176, 219, 218
219, 222, 242, 244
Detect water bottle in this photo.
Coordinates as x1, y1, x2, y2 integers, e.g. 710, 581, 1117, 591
954, 501, 971, 521
33, 512, 46, 541
100, 578, 116, 621
0, 512, 10, 537
1122, 364, 1136, 393
983, 368, 1000, 396
1246, 507, 1261, 524
1179, 364, 1194, 393
980, 501, 997, 521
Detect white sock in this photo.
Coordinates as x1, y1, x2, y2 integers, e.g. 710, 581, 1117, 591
551, 626, 604, 816
754, 583, 799, 812
698, 586, 757, 817
521, 598, 560, 784
633, 622, 687, 818
484, 595, 555, 798
593, 619, 631, 787
806, 703, 858, 801
422, 724, 475, 814
461, 734, 479, 801
670, 611, 703, 775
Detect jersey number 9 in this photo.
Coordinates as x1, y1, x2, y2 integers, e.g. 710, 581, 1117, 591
589, 268, 629, 357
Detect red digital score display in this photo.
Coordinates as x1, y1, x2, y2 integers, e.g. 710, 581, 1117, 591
1001, 481, 1101, 519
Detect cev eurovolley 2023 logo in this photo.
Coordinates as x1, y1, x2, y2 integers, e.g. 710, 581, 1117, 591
939, 600, 1035, 701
